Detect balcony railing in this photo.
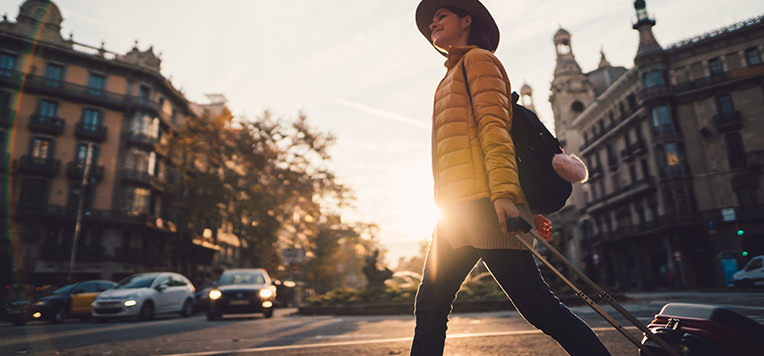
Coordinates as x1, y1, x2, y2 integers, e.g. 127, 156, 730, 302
127, 132, 159, 150
712, 110, 742, 133
74, 122, 108, 142
0, 109, 14, 128
16, 155, 61, 176
29, 114, 65, 135
674, 71, 731, 92
66, 161, 105, 182
637, 84, 673, 103
659, 164, 690, 181
1, 70, 164, 115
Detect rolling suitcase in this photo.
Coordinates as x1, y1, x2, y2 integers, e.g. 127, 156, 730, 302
643, 303, 764, 356
506, 217, 764, 356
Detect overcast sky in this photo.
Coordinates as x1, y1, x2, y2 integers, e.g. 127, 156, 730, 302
4, 0, 761, 265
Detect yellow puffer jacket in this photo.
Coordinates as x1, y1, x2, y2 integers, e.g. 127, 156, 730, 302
432, 46, 526, 207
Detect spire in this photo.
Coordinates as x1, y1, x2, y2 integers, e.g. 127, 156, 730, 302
632, 0, 662, 59
520, 83, 536, 113
598, 47, 611, 68
553, 27, 583, 77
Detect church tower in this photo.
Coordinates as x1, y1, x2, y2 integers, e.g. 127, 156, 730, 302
549, 27, 597, 152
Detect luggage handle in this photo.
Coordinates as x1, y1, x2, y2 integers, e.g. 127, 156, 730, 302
506, 217, 681, 356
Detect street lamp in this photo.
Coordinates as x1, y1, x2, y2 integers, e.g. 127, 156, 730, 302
66, 142, 93, 282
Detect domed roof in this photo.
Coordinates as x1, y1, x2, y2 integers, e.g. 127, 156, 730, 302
18, 0, 63, 27
553, 27, 571, 42
520, 83, 533, 95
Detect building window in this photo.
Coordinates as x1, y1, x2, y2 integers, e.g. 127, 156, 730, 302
724, 133, 747, 169
171, 108, 178, 125
0, 52, 16, 77
708, 57, 724, 76
124, 186, 151, 215
658, 143, 686, 177
138, 85, 151, 102
30, 137, 53, 159
125, 148, 156, 175
642, 69, 664, 88
571, 100, 584, 115
745, 47, 761, 67
651, 105, 674, 134
88, 73, 105, 96
641, 159, 650, 179
81, 108, 103, 130
38, 99, 58, 118
44, 63, 64, 87
131, 113, 160, 138
716, 94, 734, 114
75, 142, 99, 163
20, 178, 48, 207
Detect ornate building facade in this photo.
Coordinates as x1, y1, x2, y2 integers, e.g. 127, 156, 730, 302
1, 0, 221, 286
549, 0, 764, 290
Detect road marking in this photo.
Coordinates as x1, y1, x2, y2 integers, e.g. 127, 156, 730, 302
0, 316, 203, 347
155, 326, 638, 356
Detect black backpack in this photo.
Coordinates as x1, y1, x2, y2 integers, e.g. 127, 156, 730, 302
462, 62, 572, 214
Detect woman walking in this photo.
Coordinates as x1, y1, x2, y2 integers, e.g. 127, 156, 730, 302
410, 1, 612, 355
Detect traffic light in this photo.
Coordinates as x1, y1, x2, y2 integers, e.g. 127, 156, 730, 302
736, 223, 745, 236
742, 251, 749, 257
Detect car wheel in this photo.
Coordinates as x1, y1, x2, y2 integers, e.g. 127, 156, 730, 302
180, 298, 193, 317
138, 301, 155, 321
51, 306, 67, 323
206, 311, 220, 321
264, 309, 274, 319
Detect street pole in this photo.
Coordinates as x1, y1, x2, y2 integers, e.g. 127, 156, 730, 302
67, 142, 93, 282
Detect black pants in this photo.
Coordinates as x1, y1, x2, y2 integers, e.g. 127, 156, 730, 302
410, 235, 612, 356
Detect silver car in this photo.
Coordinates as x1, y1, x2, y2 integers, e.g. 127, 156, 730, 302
91, 272, 195, 322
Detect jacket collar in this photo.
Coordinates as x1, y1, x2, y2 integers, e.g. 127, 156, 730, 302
445, 45, 478, 69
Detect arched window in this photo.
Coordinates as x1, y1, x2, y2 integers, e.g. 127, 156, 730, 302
571, 101, 584, 114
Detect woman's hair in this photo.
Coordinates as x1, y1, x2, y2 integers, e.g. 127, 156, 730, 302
444, 6, 493, 51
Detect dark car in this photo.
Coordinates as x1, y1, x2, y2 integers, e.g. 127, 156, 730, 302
207, 268, 276, 320
31, 280, 116, 323
2, 284, 34, 326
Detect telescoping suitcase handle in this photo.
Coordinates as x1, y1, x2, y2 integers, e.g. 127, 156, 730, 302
505, 217, 681, 356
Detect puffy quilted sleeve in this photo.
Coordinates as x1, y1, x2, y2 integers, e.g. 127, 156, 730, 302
462, 50, 524, 204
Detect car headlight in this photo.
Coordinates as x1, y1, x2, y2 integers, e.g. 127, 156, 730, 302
124, 299, 137, 307
259, 289, 273, 298
209, 290, 222, 300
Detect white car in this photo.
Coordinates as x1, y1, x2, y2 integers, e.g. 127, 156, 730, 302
733, 256, 764, 288
92, 272, 195, 321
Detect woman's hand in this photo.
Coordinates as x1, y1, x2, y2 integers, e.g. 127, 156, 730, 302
533, 215, 552, 240
494, 198, 520, 234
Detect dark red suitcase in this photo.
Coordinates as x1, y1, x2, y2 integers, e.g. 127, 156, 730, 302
643, 303, 764, 356
506, 217, 763, 356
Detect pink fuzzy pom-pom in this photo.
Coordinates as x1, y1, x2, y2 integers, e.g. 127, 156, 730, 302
552, 154, 588, 183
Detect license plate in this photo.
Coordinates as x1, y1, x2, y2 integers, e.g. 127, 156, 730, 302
230, 300, 250, 305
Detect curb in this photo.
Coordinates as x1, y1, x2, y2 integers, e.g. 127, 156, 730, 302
297, 293, 630, 316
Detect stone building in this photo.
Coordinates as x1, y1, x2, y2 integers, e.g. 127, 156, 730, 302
549, 0, 764, 290
0, 0, 221, 286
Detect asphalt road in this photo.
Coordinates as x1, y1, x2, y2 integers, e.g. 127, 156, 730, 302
2, 291, 762, 356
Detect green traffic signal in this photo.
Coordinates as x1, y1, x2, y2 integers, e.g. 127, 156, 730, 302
737, 229, 744, 236
742, 251, 749, 257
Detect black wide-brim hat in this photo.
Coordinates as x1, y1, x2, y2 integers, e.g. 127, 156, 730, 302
416, 0, 500, 56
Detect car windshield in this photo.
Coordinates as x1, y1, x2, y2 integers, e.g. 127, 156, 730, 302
218, 271, 265, 285
115, 274, 157, 289
52, 283, 78, 295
